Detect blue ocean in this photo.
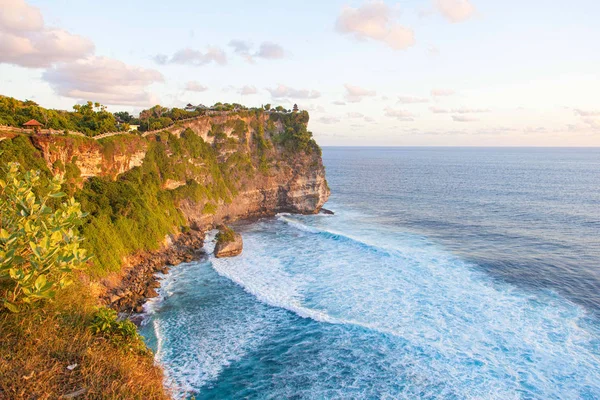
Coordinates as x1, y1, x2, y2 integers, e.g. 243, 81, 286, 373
140, 147, 600, 399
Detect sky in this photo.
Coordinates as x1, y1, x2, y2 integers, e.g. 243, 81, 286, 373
1, 0, 599, 146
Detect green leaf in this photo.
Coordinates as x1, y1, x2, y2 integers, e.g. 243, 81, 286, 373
3, 300, 19, 313
34, 274, 47, 291
49, 192, 66, 198
29, 242, 41, 258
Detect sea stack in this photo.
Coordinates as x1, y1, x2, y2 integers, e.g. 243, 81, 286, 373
214, 225, 243, 258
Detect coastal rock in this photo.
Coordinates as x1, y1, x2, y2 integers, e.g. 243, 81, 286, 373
214, 231, 243, 258
102, 230, 205, 313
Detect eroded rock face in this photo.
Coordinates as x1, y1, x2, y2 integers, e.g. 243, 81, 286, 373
103, 230, 205, 313
32, 113, 330, 228
32, 134, 147, 180
179, 151, 330, 228
214, 232, 243, 258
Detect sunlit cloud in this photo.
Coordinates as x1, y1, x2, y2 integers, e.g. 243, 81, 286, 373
43, 56, 164, 106
344, 84, 377, 103
318, 116, 341, 124
228, 40, 286, 63
452, 115, 479, 122
430, 106, 449, 113
398, 96, 430, 104
385, 107, 416, 121
436, 0, 476, 23
574, 109, 600, 117
0, 0, 94, 67
239, 85, 258, 95
154, 47, 227, 66
185, 81, 208, 92
431, 88, 456, 97
347, 112, 365, 118
267, 84, 321, 99
452, 107, 490, 113
335, 1, 415, 50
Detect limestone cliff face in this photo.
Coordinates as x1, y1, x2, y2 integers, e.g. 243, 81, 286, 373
179, 150, 330, 228
32, 135, 147, 179
31, 111, 329, 227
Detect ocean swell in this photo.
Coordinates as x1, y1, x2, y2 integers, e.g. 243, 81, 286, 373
209, 216, 600, 399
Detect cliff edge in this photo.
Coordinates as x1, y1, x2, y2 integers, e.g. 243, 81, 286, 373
2, 109, 329, 274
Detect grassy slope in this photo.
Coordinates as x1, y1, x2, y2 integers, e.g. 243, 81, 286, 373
0, 281, 168, 399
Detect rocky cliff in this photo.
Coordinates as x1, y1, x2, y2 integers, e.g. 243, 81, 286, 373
27, 110, 329, 230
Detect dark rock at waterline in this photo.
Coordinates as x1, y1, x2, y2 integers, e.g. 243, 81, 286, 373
320, 208, 335, 215
103, 230, 205, 314
149, 281, 161, 289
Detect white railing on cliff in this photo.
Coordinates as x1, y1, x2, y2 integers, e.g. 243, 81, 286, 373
0, 110, 283, 141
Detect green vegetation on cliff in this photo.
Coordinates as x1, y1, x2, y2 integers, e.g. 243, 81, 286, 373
0, 96, 124, 135
0, 106, 321, 276
215, 225, 236, 244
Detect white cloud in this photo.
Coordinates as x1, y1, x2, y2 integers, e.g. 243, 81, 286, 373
267, 84, 321, 99
0, 0, 94, 68
257, 42, 285, 59
364, 116, 376, 123
239, 85, 258, 95
574, 109, 600, 117
431, 88, 456, 97
347, 112, 365, 118
304, 104, 326, 113
398, 96, 429, 104
430, 106, 449, 113
228, 40, 286, 63
155, 47, 227, 66
335, 1, 415, 50
318, 116, 341, 124
452, 115, 479, 122
229, 40, 252, 54
385, 107, 415, 121
344, 84, 376, 103
185, 81, 208, 92
43, 56, 164, 106
452, 107, 490, 113
582, 118, 600, 130
436, 0, 476, 23
332, 100, 347, 106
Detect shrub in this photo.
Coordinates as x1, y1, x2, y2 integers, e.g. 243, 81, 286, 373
0, 162, 90, 312
215, 225, 235, 244
90, 308, 139, 341
203, 202, 217, 215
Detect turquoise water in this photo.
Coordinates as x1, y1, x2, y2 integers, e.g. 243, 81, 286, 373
140, 147, 600, 399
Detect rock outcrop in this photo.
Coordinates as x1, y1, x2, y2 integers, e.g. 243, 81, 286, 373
214, 227, 243, 258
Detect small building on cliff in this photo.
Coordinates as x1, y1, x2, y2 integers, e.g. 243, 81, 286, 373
22, 119, 43, 133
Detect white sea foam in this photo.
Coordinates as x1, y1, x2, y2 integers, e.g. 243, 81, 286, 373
208, 215, 600, 398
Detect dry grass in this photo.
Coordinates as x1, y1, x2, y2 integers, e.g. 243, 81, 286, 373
0, 282, 169, 400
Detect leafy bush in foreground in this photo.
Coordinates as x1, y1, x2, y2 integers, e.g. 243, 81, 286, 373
0, 162, 90, 312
